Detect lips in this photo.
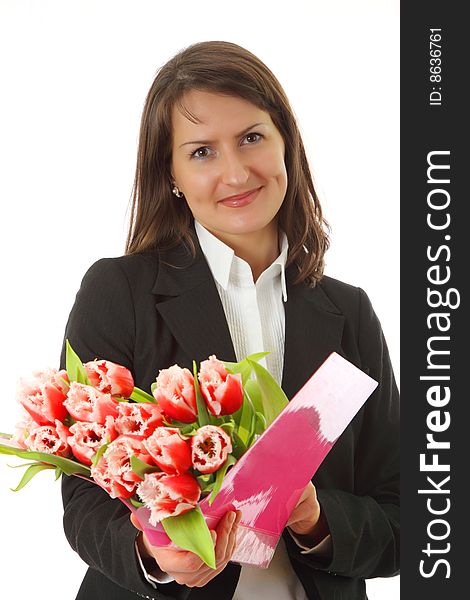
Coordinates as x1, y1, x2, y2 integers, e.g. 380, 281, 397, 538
218, 187, 261, 208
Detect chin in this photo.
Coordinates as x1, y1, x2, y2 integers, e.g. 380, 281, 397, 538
222, 216, 276, 236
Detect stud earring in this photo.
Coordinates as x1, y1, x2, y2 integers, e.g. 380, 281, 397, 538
172, 185, 184, 198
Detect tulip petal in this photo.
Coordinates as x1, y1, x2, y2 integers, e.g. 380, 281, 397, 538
191, 425, 232, 474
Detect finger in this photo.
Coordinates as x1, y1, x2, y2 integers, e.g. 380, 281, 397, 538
191, 552, 233, 588
224, 516, 239, 563
195, 525, 240, 589
153, 547, 205, 574
177, 530, 218, 584
171, 550, 218, 587
298, 483, 314, 504
215, 511, 236, 563
185, 521, 239, 589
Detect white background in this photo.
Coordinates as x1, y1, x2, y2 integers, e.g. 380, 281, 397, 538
0, 1, 399, 598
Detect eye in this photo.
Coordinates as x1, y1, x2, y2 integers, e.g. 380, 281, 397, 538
243, 132, 263, 145
190, 146, 213, 160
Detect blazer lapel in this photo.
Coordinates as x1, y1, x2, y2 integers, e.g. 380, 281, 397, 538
152, 238, 238, 367
281, 264, 346, 400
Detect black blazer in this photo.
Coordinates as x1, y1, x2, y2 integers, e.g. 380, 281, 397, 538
59, 232, 399, 600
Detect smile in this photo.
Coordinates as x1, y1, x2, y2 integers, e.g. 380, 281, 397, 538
218, 187, 262, 208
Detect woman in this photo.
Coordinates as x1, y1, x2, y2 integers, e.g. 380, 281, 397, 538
60, 41, 399, 599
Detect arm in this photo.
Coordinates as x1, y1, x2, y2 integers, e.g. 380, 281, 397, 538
60, 258, 190, 599
285, 286, 400, 579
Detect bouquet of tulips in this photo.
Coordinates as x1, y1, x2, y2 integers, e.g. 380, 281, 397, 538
0, 340, 289, 568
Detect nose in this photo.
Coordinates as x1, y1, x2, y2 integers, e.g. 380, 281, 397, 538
218, 148, 249, 187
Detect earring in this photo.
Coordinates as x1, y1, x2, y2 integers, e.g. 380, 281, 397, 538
172, 185, 184, 198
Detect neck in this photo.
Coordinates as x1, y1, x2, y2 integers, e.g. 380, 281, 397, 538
206, 221, 280, 283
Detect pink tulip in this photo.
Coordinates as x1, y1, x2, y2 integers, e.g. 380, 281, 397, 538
84, 360, 134, 398
115, 402, 163, 437
12, 412, 36, 449
136, 471, 201, 526
91, 435, 153, 499
198, 355, 243, 416
191, 425, 232, 474
68, 416, 117, 465
16, 368, 69, 426
26, 419, 71, 457
64, 382, 119, 424
153, 365, 197, 423
143, 427, 192, 475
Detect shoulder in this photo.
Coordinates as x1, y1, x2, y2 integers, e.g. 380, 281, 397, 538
317, 274, 360, 302
79, 252, 160, 291
316, 274, 379, 333
316, 274, 362, 317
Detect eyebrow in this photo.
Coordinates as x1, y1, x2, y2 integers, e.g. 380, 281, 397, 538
178, 122, 266, 148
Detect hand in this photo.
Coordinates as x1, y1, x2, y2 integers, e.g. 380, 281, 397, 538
286, 482, 328, 546
131, 509, 241, 588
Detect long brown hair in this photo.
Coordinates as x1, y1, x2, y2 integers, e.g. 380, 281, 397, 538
125, 41, 330, 287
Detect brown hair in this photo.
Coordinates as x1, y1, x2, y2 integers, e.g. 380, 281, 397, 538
125, 40, 330, 287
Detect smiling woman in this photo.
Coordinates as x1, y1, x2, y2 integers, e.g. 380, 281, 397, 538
126, 40, 329, 289
59, 40, 400, 600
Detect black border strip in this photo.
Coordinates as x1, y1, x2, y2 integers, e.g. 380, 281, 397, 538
401, 2, 466, 596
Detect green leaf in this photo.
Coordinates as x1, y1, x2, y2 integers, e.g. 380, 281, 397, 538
254, 411, 267, 435
129, 386, 156, 404
129, 497, 144, 508
193, 361, 215, 427
0, 432, 13, 440
208, 455, 236, 506
11, 463, 56, 492
179, 425, 198, 436
223, 352, 270, 385
196, 473, 215, 492
230, 430, 247, 460
90, 443, 108, 467
150, 382, 158, 395
224, 360, 253, 387
247, 360, 289, 426
162, 505, 216, 569
0, 444, 91, 476
63, 414, 76, 427
218, 421, 235, 436
130, 455, 160, 480
223, 351, 269, 372
169, 419, 198, 432
54, 466, 62, 481
7, 461, 39, 469
244, 379, 263, 414
201, 483, 215, 493
236, 390, 255, 446
65, 339, 91, 385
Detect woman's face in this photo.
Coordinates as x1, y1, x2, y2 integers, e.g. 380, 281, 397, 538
171, 90, 287, 245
